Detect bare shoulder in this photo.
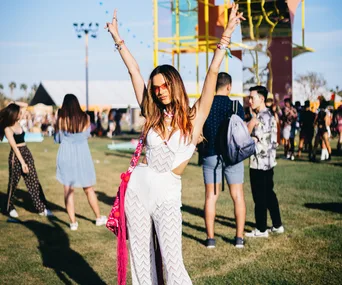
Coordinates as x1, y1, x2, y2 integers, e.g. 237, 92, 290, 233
4, 126, 13, 132
4, 126, 13, 136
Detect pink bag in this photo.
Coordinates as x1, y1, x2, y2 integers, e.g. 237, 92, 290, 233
106, 135, 144, 285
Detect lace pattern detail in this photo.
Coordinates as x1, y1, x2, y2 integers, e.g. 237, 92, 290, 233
125, 190, 192, 285
146, 144, 176, 173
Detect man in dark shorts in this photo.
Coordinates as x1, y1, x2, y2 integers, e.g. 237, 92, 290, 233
298, 100, 315, 159
202, 72, 246, 248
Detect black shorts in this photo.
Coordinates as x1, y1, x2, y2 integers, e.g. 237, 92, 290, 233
300, 130, 313, 143
317, 125, 328, 137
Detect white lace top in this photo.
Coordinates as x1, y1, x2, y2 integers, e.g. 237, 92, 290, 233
145, 128, 196, 172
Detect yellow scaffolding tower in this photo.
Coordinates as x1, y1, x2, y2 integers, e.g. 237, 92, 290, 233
153, 0, 313, 98
153, 0, 232, 98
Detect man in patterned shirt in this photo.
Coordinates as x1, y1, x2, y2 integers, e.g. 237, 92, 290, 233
246, 85, 284, 238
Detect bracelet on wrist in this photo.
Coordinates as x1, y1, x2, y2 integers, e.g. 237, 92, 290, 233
217, 43, 233, 58
220, 38, 230, 45
220, 37, 231, 46
114, 40, 125, 51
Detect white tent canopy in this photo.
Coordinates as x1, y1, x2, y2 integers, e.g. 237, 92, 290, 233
31, 80, 140, 108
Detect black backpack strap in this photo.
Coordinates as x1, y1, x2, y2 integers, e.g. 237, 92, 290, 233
222, 162, 225, 192
219, 156, 225, 192
233, 100, 238, 115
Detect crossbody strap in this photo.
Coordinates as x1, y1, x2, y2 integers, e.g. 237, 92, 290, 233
127, 134, 145, 174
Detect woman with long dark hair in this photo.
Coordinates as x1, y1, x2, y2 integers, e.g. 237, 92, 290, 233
55, 94, 107, 230
0, 102, 52, 218
105, 4, 244, 284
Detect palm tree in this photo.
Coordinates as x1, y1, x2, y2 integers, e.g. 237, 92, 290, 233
20, 83, 28, 98
0, 84, 7, 108
31, 84, 38, 93
9, 82, 16, 98
27, 83, 38, 103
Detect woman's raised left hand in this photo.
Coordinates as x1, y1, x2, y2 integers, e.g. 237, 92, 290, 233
223, 3, 246, 37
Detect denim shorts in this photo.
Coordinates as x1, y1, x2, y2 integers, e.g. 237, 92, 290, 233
202, 155, 244, 185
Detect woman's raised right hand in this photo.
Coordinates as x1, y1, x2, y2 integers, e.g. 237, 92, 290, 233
104, 9, 121, 42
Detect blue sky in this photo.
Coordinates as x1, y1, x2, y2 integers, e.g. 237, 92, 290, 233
0, 0, 341, 99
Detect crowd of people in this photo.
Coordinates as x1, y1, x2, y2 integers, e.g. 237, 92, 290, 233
0, 5, 341, 285
17, 108, 127, 139
244, 95, 342, 161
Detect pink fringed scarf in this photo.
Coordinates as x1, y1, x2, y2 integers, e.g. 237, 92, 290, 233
106, 135, 144, 285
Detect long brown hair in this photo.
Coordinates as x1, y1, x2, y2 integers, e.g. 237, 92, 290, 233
56, 94, 88, 133
0, 103, 20, 141
142, 64, 194, 141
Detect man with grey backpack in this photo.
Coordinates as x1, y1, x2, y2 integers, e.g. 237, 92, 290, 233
246, 85, 284, 238
202, 72, 248, 249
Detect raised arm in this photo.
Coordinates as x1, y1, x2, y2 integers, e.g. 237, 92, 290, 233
10, 101, 28, 108
193, 3, 245, 125
105, 10, 146, 106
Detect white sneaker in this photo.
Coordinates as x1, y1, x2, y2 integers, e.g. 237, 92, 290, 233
268, 225, 285, 234
95, 215, 108, 226
9, 209, 19, 218
291, 155, 295, 161
39, 209, 54, 217
245, 229, 269, 238
70, 221, 78, 231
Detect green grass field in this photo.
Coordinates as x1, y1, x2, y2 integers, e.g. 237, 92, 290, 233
0, 136, 341, 285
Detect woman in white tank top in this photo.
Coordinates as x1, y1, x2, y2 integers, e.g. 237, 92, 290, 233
105, 5, 245, 284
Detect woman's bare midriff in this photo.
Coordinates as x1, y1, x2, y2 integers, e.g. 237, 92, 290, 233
141, 156, 190, 176
16, 143, 26, 147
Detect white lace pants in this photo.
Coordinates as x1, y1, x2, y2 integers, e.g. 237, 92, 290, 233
125, 189, 192, 285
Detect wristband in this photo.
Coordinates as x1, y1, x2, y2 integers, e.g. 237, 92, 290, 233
217, 43, 233, 58
115, 40, 125, 51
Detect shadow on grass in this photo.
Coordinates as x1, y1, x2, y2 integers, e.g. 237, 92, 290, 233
182, 221, 236, 246
97, 191, 115, 206
304, 202, 342, 214
17, 216, 106, 284
182, 203, 255, 229
187, 161, 201, 168
0, 189, 93, 223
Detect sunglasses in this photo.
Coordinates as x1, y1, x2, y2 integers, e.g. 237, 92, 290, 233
153, 83, 168, 94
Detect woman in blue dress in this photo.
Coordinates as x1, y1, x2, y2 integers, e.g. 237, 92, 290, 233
55, 94, 107, 230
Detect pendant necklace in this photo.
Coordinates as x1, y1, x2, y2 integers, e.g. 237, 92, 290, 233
163, 109, 174, 132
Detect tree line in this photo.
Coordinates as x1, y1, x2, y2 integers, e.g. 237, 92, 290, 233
0, 82, 38, 108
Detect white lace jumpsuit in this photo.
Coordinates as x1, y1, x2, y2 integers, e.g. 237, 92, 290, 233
125, 129, 195, 285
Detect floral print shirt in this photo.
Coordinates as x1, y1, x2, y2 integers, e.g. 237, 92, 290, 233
250, 108, 278, 170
